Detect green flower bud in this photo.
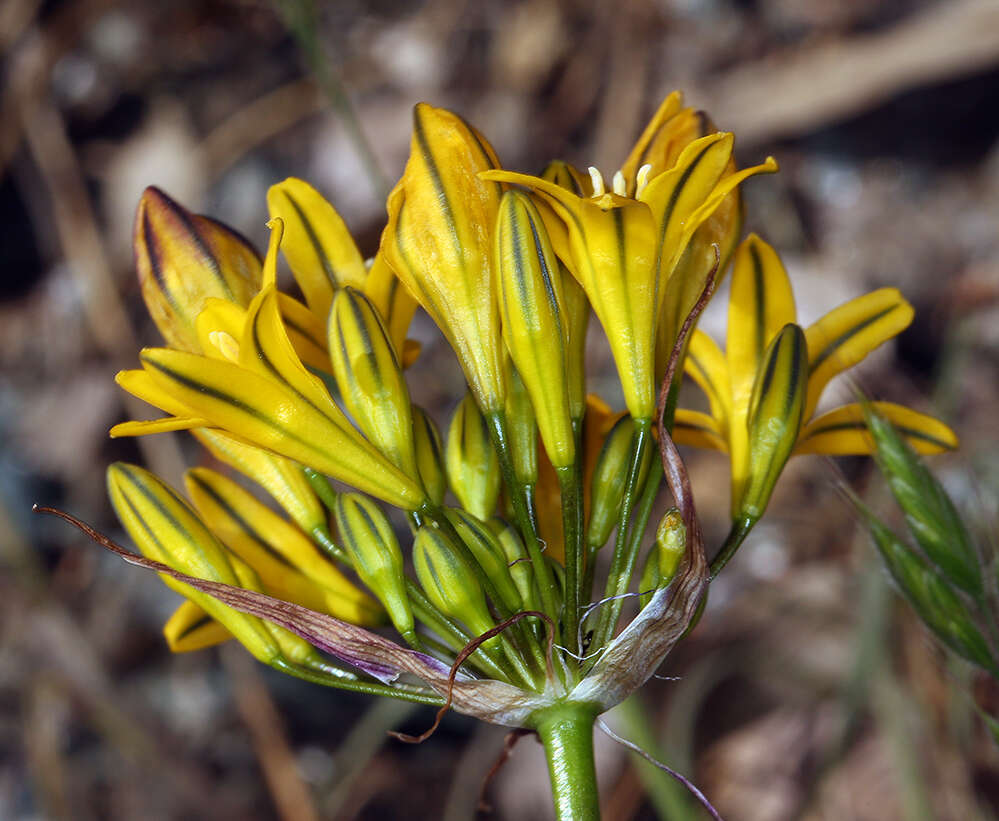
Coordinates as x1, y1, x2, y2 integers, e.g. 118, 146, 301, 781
328, 287, 421, 483
655, 508, 687, 583
413, 527, 496, 639
106, 463, 308, 664
332, 493, 415, 644
638, 509, 686, 609
587, 415, 653, 549
505, 364, 538, 485
490, 519, 539, 610
495, 189, 575, 468
446, 509, 523, 612
446, 394, 501, 520
737, 323, 807, 522
412, 406, 447, 507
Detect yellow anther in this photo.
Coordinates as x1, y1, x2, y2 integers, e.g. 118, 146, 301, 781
612, 170, 627, 196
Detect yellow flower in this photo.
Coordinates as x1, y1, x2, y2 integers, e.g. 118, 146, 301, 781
268, 177, 419, 363
134, 186, 262, 352
381, 103, 506, 413
112, 221, 426, 511
673, 234, 958, 521
482, 91, 776, 420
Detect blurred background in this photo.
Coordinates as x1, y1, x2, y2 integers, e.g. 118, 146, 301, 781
3, 0, 999, 818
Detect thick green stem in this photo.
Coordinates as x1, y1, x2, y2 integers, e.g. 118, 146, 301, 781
557, 463, 584, 660
534, 703, 601, 821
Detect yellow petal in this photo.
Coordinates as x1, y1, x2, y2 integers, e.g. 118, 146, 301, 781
163, 600, 232, 652
726, 235, 797, 418
683, 330, 731, 426
671, 409, 728, 452
381, 103, 506, 412
107, 462, 283, 662
110, 417, 209, 437
134, 187, 261, 352
484, 169, 659, 420
266, 177, 366, 319
277, 292, 331, 374
195, 297, 246, 360
138, 347, 425, 510
185, 468, 382, 625
363, 250, 419, 362
619, 92, 703, 192
804, 288, 914, 420
239, 286, 347, 426
191, 428, 327, 536
796, 401, 958, 455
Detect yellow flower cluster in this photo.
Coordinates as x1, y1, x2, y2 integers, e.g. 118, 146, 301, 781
105, 92, 955, 705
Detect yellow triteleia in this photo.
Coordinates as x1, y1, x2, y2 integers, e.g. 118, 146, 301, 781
185, 467, 382, 625
672, 234, 957, 521
381, 103, 506, 413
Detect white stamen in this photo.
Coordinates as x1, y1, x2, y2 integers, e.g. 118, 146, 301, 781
208, 330, 240, 362
612, 170, 627, 196
587, 166, 605, 197
635, 163, 653, 197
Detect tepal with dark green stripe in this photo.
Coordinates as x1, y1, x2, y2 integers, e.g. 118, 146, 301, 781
738, 323, 808, 522
413, 526, 497, 640
329, 287, 422, 487
333, 492, 416, 645
106, 462, 287, 663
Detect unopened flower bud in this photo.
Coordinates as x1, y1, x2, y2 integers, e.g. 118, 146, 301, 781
495, 189, 575, 469
185, 467, 382, 625
504, 365, 538, 485
333, 493, 415, 644
446, 509, 523, 612
490, 519, 539, 610
587, 415, 653, 549
412, 406, 447, 506
413, 526, 496, 640
446, 394, 501, 520
736, 323, 807, 522
107, 463, 306, 663
328, 287, 421, 483
134, 187, 261, 352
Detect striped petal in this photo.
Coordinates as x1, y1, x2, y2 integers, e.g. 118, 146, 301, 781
137, 347, 425, 510
363, 250, 419, 363
671, 409, 727, 452
328, 287, 420, 481
804, 288, 914, 419
495, 190, 575, 468
267, 177, 366, 319
163, 600, 232, 652
683, 329, 731, 426
185, 468, 382, 625
191, 428, 327, 538
619, 92, 692, 191
482, 169, 659, 420
134, 187, 261, 352
381, 103, 506, 412
796, 401, 958, 455
726, 235, 797, 416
